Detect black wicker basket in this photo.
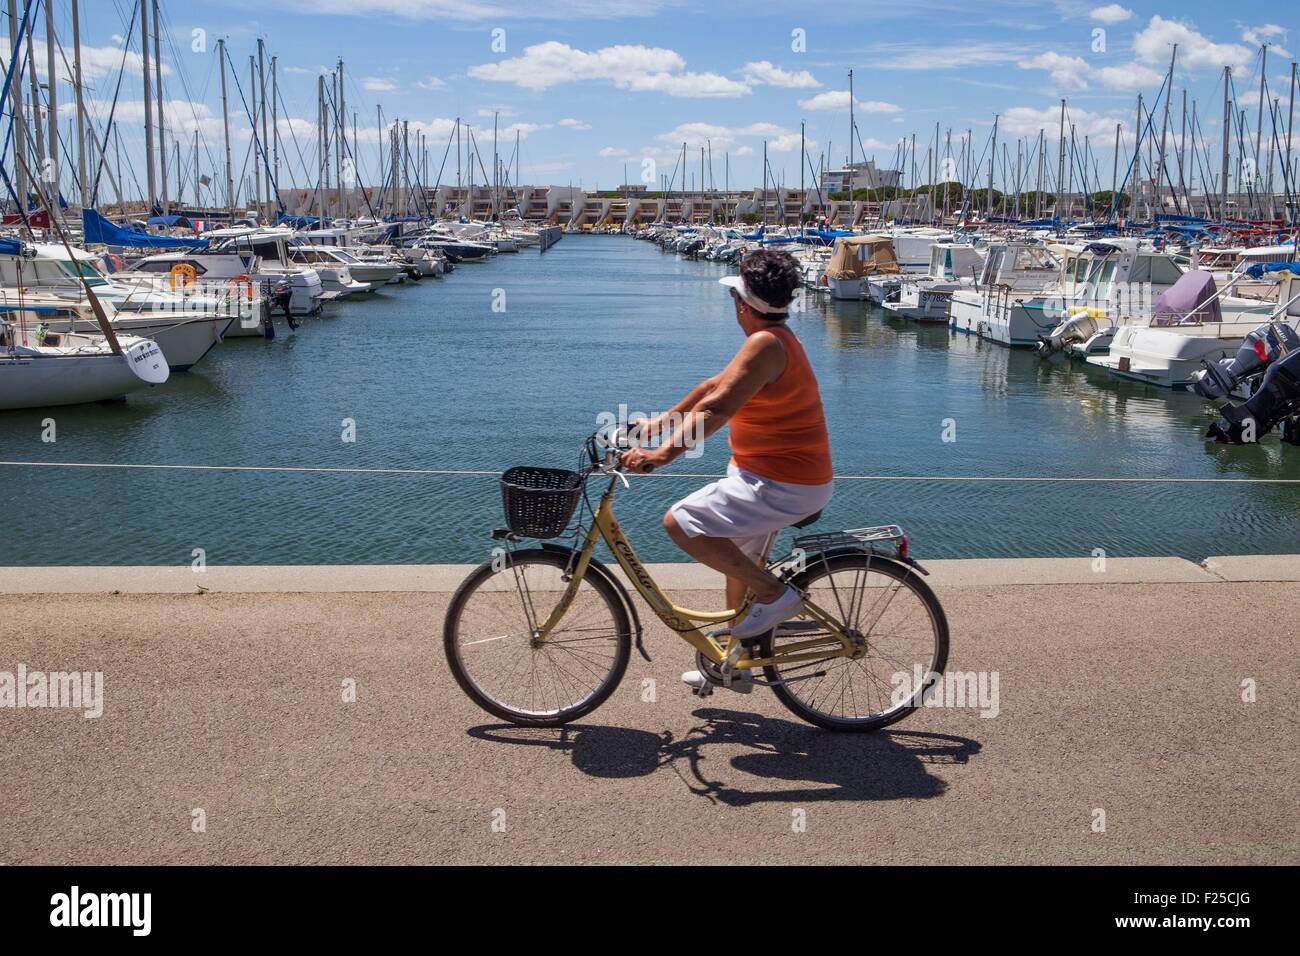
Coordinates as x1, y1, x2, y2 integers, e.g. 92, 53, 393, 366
500, 466, 584, 539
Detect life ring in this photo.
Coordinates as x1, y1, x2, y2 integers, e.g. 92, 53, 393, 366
169, 262, 197, 291
230, 274, 255, 299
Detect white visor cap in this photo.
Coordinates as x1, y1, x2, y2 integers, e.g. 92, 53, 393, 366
719, 274, 788, 316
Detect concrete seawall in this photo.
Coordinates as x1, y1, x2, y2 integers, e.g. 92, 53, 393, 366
2, 554, 1297, 593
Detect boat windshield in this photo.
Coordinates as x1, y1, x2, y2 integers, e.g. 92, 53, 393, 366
60, 260, 110, 286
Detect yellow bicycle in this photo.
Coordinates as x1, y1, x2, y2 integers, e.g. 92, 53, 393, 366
444, 429, 949, 731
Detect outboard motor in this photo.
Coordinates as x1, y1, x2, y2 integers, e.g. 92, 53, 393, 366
1190, 322, 1300, 400
1037, 308, 1107, 357
270, 279, 297, 331
1207, 346, 1300, 445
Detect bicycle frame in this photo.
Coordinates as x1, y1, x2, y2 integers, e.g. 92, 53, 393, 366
532, 474, 857, 671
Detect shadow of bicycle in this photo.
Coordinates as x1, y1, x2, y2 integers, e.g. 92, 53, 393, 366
468, 708, 980, 806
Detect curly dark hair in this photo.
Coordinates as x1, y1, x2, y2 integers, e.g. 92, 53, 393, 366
739, 248, 801, 313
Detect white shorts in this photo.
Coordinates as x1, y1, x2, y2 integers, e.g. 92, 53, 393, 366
669, 463, 834, 562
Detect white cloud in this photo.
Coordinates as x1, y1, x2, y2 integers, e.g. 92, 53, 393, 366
1132, 16, 1252, 72
734, 146, 754, 156
656, 121, 812, 153
1240, 24, 1291, 58
1001, 105, 1127, 139
1090, 4, 1133, 24
1094, 61, 1163, 90
866, 40, 1024, 71
361, 76, 397, 93
797, 90, 901, 113
468, 42, 750, 97
1018, 52, 1091, 92
2, 34, 169, 85
558, 118, 592, 129
740, 61, 820, 89
282, 65, 315, 75
599, 146, 630, 158
416, 76, 446, 90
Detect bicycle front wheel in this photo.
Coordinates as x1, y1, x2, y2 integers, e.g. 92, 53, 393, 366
762, 553, 949, 732
443, 549, 632, 727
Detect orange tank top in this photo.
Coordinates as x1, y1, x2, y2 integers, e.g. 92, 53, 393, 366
728, 325, 833, 485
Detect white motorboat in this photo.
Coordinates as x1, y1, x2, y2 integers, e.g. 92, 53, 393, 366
948, 240, 1188, 348
191, 228, 326, 315
287, 245, 373, 295
824, 235, 899, 300
1083, 269, 1293, 388
884, 243, 986, 323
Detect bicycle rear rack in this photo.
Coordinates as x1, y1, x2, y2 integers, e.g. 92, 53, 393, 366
785, 524, 927, 574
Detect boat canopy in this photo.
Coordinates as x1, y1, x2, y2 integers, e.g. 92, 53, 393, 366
146, 214, 193, 228
1152, 270, 1222, 326
82, 209, 208, 249
825, 235, 898, 279
1244, 261, 1300, 278
0, 237, 20, 257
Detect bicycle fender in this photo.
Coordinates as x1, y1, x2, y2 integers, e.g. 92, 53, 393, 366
539, 543, 651, 662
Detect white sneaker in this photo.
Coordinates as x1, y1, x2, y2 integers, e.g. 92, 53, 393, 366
730, 586, 804, 639
681, 669, 753, 695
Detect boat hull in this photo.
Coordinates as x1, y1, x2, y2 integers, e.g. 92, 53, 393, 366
0, 352, 152, 409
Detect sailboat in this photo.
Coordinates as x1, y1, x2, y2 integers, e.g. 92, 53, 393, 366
1, 311, 169, 410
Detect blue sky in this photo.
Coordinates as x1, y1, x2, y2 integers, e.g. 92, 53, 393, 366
17, 0, 1299, 199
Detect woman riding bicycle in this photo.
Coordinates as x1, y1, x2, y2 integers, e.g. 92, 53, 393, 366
621, 248, 834, 682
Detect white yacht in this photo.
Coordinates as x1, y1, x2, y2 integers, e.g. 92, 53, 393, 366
1082, 270, 1292, 388
947, 240, 1184, 348
884, 243, 985, 324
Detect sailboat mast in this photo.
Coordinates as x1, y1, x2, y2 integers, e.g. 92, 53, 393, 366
72, 0, 87, 207
7, 0, 26, 213
152, 0, 166, 214
218, 38, 233, 219
44, 0, 57, 203
1221, 67, 1231, 221
988, 115, 997, 220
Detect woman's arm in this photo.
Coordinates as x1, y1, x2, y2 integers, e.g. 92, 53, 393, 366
631, 374, 720, 440
624, 332, 786, 472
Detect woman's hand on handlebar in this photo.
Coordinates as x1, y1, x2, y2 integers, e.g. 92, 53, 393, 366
620, 446, 669, 474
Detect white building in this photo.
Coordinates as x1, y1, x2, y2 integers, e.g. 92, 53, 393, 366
821, 160, 902, 194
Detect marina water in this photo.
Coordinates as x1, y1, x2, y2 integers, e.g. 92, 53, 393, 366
1, 234, 1297, 566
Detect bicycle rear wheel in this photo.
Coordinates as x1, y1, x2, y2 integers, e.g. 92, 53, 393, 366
444, 549, 632, 727
761, 553, 949, 732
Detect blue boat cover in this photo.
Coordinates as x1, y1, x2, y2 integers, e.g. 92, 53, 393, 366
147, 214, 193, 227
1244, 261, 1300, 278
0, 236, 21, 256
277, 213, 324, 228
82, 209, 208, 249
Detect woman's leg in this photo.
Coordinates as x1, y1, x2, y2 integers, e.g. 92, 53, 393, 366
664, 510, 785, 603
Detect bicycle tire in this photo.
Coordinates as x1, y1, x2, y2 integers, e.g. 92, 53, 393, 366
761, 553, 949, 732
444, 549, 632, 727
